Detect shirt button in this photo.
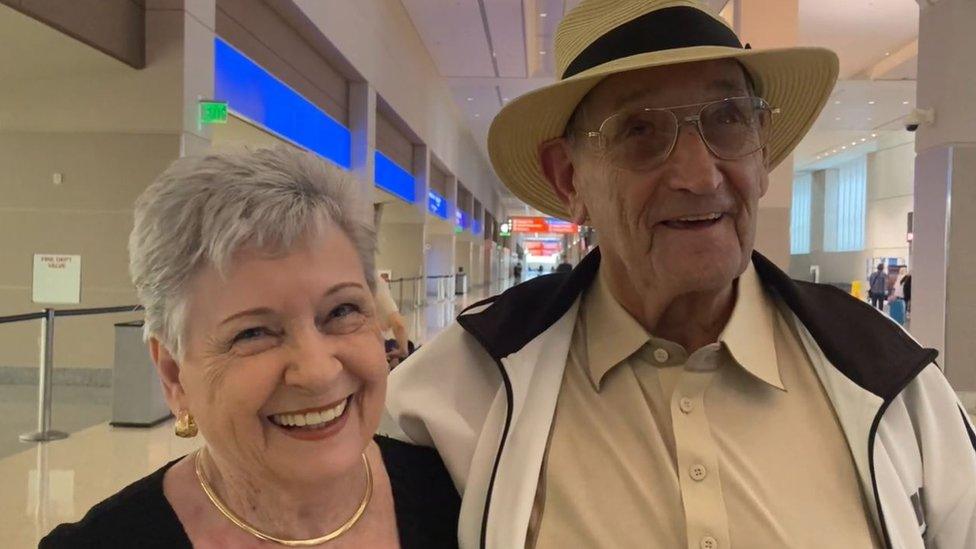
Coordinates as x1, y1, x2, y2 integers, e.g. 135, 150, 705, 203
701, 536, 718, 549
690, 464, 708, 481
679, 397, 695, 414
653, 348, 670, 363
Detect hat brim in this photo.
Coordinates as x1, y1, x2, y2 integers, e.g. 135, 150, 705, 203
487, 46, 839, 220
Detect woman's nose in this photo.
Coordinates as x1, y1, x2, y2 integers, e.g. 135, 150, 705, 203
282, 326, 343, 391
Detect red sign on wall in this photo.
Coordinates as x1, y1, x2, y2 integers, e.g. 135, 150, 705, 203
510, 217, 549, 233
524, 241, 563, 255
546, 219, 577, 234
510, 217, 578, 234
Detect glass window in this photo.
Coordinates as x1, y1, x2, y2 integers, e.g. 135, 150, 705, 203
791, 173, 813, 254
823, 157, 867, 252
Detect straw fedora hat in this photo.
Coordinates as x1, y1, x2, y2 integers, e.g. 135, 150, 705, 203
487, 0, 838, 220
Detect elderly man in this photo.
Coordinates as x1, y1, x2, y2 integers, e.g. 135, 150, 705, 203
386, 1, 976, 548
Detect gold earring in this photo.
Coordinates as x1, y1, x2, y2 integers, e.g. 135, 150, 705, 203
175, 409, 198, 438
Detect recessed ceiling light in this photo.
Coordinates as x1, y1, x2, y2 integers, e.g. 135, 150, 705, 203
852, 141, 858, 146
475, 114, 480, 118
466, 97, 473, 101
902, 101, 910, 105
539, 50, 547, 55
841, 146, 847, 150
871, 133, 878, 138
867, 117, 873, 121
834, 100, 841, 105
835, 117, 841, 121
860, 138, 867, 142
885, 52, 891, 56
868, 100, 876, 105
503, 97, 509, 101
540, 12, 547, 17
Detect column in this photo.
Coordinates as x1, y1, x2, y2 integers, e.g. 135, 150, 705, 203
413, 143, 431, 285
349, 81, 377, 222
455, 186, 475, 293
146, 0, 216, 156
472, 203, 485, 288
912, 0, 976, 409
733, 0, 799, 270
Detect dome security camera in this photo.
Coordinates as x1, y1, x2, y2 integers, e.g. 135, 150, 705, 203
904, 108, 935, 132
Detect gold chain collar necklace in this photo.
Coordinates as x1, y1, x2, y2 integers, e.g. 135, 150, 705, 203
194, 448, 373, 547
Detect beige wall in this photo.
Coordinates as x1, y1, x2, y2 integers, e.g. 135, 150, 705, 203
0, 132, 180, 369
429, 163, 448, 196
376, 110, 414, 172
866, 142, 913, 261
211, 114, 293, 150
790, 251, 871, 286
376, 223, 425, 281
0, 2, 213, 377
0, 0, 144, 68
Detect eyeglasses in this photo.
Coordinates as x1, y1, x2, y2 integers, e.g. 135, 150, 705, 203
576, 96, 779, 172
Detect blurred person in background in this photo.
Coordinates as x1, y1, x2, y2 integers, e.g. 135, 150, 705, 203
375, 270, 410, 368
868, 263, 887, 310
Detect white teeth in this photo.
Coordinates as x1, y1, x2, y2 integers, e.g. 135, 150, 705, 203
675, 213, 722, 222
270, 398, 349, 428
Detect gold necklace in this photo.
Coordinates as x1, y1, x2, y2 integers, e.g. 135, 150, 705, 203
194, 448, 373, 547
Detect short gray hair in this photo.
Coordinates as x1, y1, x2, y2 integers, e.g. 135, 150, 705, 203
129, 147, 376, 357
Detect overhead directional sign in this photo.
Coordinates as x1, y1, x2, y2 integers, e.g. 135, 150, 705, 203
524, 241, 563, 255
510, 216, 578, 234
546, 219, 578, 234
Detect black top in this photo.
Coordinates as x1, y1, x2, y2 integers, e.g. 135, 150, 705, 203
41, 436, 460, 548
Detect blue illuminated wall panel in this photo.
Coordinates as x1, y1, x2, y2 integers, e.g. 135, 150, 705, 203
214, 38, 351, 168
375, 152, 415, 203
427, 191, 448, 219
472, 219, 482, 235
456, 209, 470, 230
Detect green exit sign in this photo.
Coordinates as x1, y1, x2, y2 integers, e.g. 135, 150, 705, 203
199, 101, 228, 125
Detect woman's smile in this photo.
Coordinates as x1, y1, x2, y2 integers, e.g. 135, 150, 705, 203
267, 394, 355, 442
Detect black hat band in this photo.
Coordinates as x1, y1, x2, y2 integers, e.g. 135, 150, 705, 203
562, 6, 744, 79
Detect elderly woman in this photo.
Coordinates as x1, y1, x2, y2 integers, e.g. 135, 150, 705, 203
42, 148, 459, 548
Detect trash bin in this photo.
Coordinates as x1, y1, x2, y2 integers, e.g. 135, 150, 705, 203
110, 321, 171, 427
455, 272, 468, 295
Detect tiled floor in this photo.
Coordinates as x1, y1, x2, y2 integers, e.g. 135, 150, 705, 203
0, 385, 112, 461
1, 281, 512, 548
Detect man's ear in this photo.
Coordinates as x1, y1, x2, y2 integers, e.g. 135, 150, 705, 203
149, 337, 187, 415
539, 137, 589, 224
